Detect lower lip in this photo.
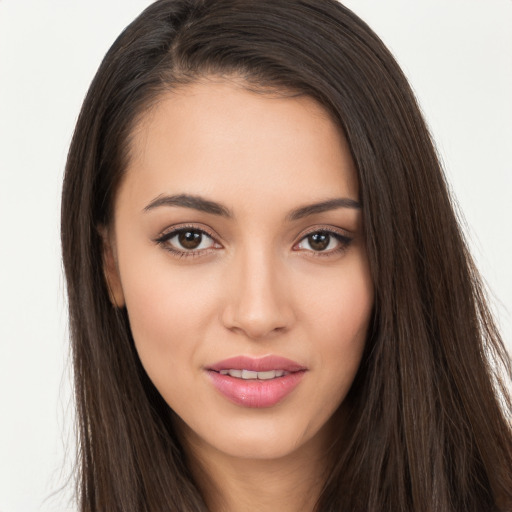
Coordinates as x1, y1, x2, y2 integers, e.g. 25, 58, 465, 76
207, 370, 306, 408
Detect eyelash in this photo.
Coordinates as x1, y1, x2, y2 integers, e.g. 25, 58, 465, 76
295, 227, 353, 258
154, 224, 220, 259
154, 224, 353, 259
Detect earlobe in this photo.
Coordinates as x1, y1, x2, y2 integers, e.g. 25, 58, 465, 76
98, 225, 125, 308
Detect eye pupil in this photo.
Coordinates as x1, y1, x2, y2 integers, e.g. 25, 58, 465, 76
178, 230, 202, 249
308, 232, 330, 251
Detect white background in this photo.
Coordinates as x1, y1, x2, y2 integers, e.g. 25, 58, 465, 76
0, 1, 510, 510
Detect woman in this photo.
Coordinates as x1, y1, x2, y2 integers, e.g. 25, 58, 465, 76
60, 0, 512, 510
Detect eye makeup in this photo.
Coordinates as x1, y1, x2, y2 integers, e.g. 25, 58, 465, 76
154, 224, 221, 259
293, 225, 353, 258
154, 223, 354, 260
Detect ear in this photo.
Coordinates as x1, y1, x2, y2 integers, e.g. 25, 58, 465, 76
98, 225, 125, 308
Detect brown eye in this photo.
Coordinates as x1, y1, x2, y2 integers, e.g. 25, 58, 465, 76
307, 232, 330, 251
178, 230, 203, 250
295, 229, 353, 255
156, 227, 218, 255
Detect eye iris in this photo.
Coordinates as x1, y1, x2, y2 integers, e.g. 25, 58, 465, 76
308, 232, 330, 251
178, 230, 202, 249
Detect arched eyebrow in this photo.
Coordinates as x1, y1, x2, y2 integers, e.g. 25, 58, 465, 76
286, 197, 361, 221
143, 194, 232, 217
143, 194, 361, 219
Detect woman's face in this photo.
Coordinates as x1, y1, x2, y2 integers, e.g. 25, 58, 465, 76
105, 79, 374, 461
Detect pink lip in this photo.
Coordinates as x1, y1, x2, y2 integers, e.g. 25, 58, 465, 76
206, 356, 307, 408
207, 355, 306, 373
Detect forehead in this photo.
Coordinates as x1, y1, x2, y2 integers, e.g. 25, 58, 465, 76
119, 79, 359, 213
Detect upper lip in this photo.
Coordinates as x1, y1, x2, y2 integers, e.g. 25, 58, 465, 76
207, 355, 306, 373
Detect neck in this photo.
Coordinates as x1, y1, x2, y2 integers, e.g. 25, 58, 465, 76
181, 423, 334, 512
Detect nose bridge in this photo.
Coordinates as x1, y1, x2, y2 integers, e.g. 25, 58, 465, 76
222, 241, 292, 339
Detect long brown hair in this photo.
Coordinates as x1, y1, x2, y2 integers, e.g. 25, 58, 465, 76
61, 1, 512, 510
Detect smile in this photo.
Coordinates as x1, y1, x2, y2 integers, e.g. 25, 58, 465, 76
206, 356, 307, 408
218, 369, 288, 379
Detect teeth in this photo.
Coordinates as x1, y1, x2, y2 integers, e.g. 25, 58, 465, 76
257, 370, 277, 380
219, 369, 289, 380
242, 369, 258, 379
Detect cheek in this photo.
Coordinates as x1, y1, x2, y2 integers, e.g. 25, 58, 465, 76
302, 250, 373, 338
303, 257, 373, 404
117, 250, 221, 392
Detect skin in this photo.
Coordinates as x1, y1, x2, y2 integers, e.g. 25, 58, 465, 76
103, 78, 374, 512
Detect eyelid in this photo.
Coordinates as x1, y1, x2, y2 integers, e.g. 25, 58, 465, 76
293, 225, 354, 256
154, 223, 223, 257
298, 224, 353, 239
155, 223, 220, 242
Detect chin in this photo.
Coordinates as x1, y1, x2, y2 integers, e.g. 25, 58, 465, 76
179, 410, 332, 463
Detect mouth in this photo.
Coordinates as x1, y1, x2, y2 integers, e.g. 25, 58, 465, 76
207, 355, 306, 373
217, 369, 289, 380
206, 355, 307, 408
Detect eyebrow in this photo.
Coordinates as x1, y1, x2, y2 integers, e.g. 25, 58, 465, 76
144, 194, 232, 217
143, 193, 361, 220
286, 197, 361, 221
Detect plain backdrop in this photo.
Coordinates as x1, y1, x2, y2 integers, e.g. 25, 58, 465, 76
0, 1, 511, 510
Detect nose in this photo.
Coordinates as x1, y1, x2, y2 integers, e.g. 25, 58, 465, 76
221, 246, 295, 340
